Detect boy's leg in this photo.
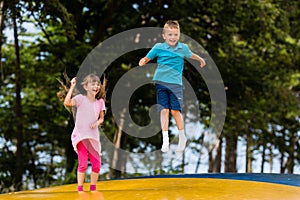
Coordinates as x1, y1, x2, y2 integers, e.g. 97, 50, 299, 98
160, 108, 170, 131
161, 109, 170, 152
171, 110, 187, 152
155, 83, 171, 152
177, 129, 187, 152
168, 83, 187, 152
171, 109, 184, 130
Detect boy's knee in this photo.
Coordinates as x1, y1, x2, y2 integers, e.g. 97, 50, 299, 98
161, 108, 169, 115
171, 109, 180, 115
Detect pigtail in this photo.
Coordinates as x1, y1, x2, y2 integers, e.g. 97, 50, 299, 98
56, 71, 79, 114
57, 72, 106, 115
96, 75, 107, 100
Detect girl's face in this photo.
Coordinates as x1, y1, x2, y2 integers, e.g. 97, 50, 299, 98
84, 80, 100, 96
162, 28, 180, 48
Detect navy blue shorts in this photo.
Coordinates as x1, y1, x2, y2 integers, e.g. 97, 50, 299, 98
155, 82, 183, 112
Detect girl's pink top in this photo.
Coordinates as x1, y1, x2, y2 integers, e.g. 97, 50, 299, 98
71, 94, 105, 157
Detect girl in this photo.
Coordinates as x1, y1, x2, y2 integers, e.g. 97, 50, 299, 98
64, 73, 106, 192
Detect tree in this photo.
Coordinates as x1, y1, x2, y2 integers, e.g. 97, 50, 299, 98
1, 0, 300, 193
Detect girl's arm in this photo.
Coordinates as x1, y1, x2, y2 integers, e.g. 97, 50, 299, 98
90, 110, 105, 129
98, 110, 105, 125
64, 77, 76, 107
190, 53, 206, 68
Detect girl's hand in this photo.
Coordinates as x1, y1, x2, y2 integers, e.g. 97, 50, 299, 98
70, 77, 76, 87
90, 119, 103, 129
64, 77, 76, 107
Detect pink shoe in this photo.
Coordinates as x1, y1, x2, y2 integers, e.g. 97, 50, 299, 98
90, 185, 96, 191
77, 185, 83, 192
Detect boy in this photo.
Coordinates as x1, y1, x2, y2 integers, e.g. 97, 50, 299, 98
139, 20, 206, 152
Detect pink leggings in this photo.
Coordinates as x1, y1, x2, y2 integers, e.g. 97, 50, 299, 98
77, 141, 101, 173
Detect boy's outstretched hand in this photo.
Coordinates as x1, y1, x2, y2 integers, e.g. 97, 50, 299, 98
199, 57, 206, 68
139, 57, 150, 66
191, 53, 206, 68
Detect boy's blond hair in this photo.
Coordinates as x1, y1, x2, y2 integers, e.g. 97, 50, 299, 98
163, 20, 180, 33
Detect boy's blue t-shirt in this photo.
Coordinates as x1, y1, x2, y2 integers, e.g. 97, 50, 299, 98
146, 42, 193, 85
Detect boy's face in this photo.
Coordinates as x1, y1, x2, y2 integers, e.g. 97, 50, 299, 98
162, 27, 180, 48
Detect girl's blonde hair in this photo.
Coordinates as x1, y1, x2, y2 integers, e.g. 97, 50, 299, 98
81, 73, 106, 100
57, 72, 107, 113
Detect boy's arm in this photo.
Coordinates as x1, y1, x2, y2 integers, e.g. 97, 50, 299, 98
139, 43, 159, 66
139, 57, 150, 66
190, 53, 206, 68
64, 77, 76, 107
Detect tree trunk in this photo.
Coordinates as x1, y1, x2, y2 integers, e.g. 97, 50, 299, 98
109, 108, 127, 178
280, 151, 285, 173
195, 152, 201, 173
13, 8, 24, 191
194, 133, 204, 173
0, 0, 4, 81
268, 145, 273, 173
224, 133, 237, 172
181, 150, 185, 173
286, 135, 296, 174
245, 130, 252, 173
65, 116, 77, 182
260, 143, 266, 173
208, 138, 222, 172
